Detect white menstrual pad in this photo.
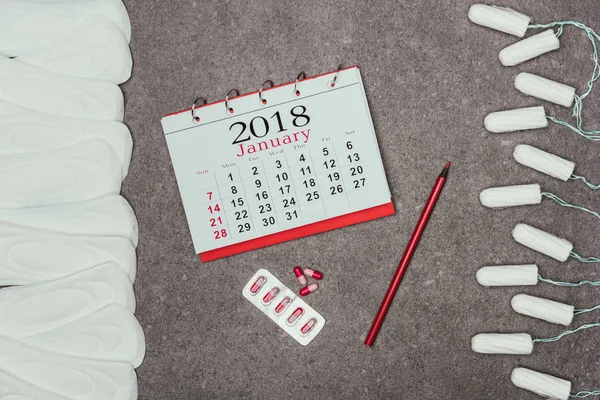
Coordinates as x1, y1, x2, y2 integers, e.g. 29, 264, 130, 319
0, 336, 137, 400
0, 370, 70, 400
0, 262, 135, 339
20, 304, 145, 367
15, 15, 132, 84
0, 194, 139, 247
0, 227, 136, 286
0, 100, 132, 178
0, 140, 122, 209
0, 56, 123, 120
0, 0, 131, 56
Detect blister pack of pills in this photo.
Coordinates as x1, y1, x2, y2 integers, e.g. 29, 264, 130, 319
243, 269, 325, 346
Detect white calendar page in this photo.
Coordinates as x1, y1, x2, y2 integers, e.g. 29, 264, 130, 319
161, 66, 393, 261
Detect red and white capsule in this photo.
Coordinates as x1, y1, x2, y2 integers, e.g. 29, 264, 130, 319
300, 318, 317, 335
299, 283, 318, 296
261, 287, 280, 305
286, 307, 304, 325
293, 266, 307, 285
274, 296, 291, 315
249, 276, 266, 295
303, 268, 323, 280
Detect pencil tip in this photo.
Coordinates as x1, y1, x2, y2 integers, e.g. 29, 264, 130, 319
440, 161, 450, 178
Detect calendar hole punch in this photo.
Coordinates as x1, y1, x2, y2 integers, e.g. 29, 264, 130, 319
328, 64, 342, 88
259, 80, 273, 105
294, 72, 306, 96
225, 88, 239, 115
191, 97, 206, 123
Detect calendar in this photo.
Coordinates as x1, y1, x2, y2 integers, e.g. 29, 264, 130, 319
161, 66, 394, 261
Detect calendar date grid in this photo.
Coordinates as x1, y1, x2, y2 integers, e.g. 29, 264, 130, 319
201, 137, 369, 243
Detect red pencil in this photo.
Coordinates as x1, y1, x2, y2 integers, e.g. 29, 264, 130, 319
365, 162, 451, 347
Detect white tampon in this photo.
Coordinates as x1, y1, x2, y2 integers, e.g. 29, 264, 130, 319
513, 223, 573, 262
480, 184, 542, 208
467, 4, 530, 37
515, 73, 576, 107
513, 144, 575, 181
512, 368, 571, 400
0, 56, 124, 121
0, 227, 136, 286
476, 264, 538, 287
499, 29, 560, 66
511, 294, 574, 326
0, 195, 139, 247
484, 106, 548, 133
0, 0, 131, 56
15, 15, 132, 84
0, 140, 122, 209
0, 101, 132, 178
471, 333, 533, 354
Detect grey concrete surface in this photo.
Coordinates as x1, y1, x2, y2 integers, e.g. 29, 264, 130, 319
123, 1, 600, 398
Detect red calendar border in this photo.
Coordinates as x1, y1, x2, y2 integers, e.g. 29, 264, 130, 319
199, 202, 394, 262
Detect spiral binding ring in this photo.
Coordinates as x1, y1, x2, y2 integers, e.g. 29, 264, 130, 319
330, 64, 342, 88
191, 97, 207, 123
225, 89, 240, 114
259, 80, 273, 105
294, 72, 307, 96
